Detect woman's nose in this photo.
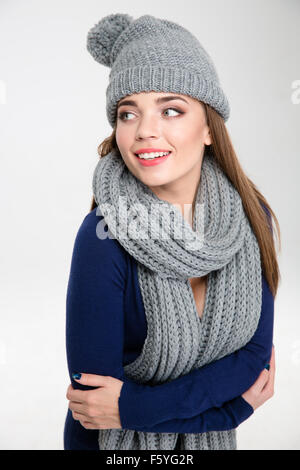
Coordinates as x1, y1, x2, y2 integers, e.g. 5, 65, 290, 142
135, 116, 160, 139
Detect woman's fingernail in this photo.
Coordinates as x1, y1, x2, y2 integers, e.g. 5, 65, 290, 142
264, 364, 270, 371
72, 372, 81, 380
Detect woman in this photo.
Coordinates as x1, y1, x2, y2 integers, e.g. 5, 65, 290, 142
64, 13, 280, 450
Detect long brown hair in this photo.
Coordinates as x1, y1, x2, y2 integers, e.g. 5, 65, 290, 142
90, 103, 281, 298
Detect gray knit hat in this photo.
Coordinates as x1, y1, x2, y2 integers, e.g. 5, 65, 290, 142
86, 13, 230, 127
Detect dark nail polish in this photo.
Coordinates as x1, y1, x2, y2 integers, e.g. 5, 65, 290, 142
72, 372, 81, 379
264, 364, 270, 371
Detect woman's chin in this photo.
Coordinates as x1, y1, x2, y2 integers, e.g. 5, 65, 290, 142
137, 173, 174, 188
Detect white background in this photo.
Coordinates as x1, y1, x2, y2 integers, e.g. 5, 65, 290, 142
0, 0, 299, 450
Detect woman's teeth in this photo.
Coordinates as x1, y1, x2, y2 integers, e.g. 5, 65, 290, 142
136, 151, 171, 160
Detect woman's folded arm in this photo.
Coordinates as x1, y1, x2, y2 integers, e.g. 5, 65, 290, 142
120, 394, 254, 433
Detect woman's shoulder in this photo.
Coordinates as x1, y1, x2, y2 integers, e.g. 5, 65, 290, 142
72, 206, 129, 275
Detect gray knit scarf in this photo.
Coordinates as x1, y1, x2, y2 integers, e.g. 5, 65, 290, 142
92, 147, 262, 450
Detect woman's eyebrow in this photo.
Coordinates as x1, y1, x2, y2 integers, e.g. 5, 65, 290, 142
117, 95, 189, 109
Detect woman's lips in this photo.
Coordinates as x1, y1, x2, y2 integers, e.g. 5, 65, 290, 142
135, 152, 172, 167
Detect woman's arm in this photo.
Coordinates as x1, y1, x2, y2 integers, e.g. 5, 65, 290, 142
120, 395, 254, 433
65, 210, 128, 393
119, 345, 275, 433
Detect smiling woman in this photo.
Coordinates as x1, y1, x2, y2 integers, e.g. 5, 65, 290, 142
64, 12, 281, 451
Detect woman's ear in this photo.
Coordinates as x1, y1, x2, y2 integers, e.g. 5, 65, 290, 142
204, 129, 212, 146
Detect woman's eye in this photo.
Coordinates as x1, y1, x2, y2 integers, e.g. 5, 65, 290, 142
163, 107, 183, 117
118, 107, 183, 121
118, 111, 135, 121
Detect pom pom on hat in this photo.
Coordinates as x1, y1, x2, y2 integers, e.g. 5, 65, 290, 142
86, 13, 133, 67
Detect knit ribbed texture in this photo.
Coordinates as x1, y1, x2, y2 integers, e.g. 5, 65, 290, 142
92, 148, 262, 450
87, 13, 230, 126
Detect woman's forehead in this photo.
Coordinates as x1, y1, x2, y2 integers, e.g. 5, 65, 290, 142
117, 91, 198, 106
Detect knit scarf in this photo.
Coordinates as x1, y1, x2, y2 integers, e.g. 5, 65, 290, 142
92, 147, 262, 450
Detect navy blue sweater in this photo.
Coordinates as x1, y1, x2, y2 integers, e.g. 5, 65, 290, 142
63, 207, 274, 450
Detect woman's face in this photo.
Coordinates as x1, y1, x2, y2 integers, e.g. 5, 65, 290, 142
115, 91, 212, 190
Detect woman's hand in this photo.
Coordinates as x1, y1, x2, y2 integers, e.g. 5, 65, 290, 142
66, 374, 124, 430
242, 345, 275, 411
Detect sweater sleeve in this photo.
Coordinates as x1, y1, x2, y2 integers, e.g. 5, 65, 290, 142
65, 209, 129, 393
120, 395, 254, 433
118, 274, 274, 428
